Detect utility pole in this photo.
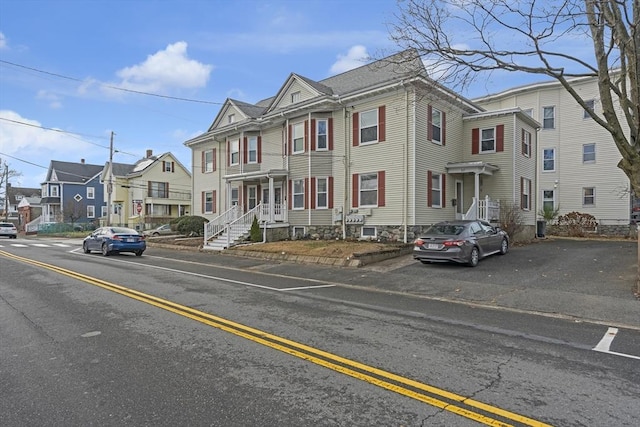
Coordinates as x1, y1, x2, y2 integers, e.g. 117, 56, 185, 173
106, 131, 114, 226
4, 162, 8, 221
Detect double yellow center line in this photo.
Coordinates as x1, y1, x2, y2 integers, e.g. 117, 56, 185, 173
1, 250, 551, 427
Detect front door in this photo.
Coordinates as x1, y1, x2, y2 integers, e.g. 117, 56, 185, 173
455, 180, 464, 219
262, 183, 284, 221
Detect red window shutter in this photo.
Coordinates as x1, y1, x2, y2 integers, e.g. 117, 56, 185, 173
328, 176, 334, 209
288, 125, 292, 155
427, 105, 433, 141
378, 170, 385, 206
378, 106, 386, 142
352, 174, 359, 207
442, 111, 446, 146
472, 128, 479, 154
528, 179, 532, 209
521, 129, 526, 155
304, 178, 309, 210
243, 137, 248, 164
310, 177, 316, 209
212, 148, 216, 171
288, 180, 292, 210
201, 152, 205, 173
427, 171, 433, 207
212, 190, 217, 213
201, 192, 204, 214
520, 177, 524, 209
257, 137, 262, 163
242, 185, 247, 210
328, 118, 334, 151
442, 174, 446, 208
171, 161, 175, 172
352, 112, 359, 146
304, 120, 309, 152
496, 124, 504, 152
226, 140, 230, 166
310, 119, 316, 151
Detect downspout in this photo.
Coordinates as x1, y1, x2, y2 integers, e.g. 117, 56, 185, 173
404, 85, 410, 244
513, 113, 517, 207
343, 106, 349, 240
308, 112, 312, 226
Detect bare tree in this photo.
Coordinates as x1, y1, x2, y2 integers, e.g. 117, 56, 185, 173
63, 199, 85, 229
388, 0, 639, 194
0, 158, 23, 218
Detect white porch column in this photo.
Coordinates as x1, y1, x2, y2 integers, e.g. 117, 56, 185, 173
474, 172, 480, 219
268, 177, 274, 223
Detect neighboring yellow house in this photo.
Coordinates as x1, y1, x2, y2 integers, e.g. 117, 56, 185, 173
101, 150, 192, 230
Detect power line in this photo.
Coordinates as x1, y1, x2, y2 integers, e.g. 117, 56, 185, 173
0, 59, 224, 105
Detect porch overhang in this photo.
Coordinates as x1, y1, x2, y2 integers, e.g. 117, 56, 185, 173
223, 169, 288, 182
445, 161, 499, 175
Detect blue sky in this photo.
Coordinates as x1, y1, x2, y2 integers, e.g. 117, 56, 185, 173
1, 0, 552, 189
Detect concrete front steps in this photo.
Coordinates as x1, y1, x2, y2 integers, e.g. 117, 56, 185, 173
202, 223, 251, 251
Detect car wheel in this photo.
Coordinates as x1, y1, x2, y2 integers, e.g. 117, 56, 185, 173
135, 250, 143, 257
499, 238, 508, 255
101, 244, 110, 256
153, 232, 159, 237
83, 242, 91, 254
468, 246, 479, 267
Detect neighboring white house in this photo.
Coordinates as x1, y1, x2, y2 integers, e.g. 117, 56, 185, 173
474, 75, 636, 233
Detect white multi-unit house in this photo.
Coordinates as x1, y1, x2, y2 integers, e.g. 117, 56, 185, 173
185, 50, 540, 249
474, 75, 637, 234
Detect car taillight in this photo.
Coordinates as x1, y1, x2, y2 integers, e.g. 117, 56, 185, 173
111, 235, 122, 241
414, 239, 424, 246
139, 235, 145, 241
443, 240, 465, 247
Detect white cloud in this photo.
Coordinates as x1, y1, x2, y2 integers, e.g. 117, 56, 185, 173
0, 32, 7, 49
36, 90, 63, 109
114, 41, 214, 93
329, 45, 371, 75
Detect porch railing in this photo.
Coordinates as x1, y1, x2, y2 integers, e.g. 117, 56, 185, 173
204, 205, 242, 243
25, 215, 44, 233
259, 203, 287, 221
222, 203, 262, 248
463, 196, 500, 222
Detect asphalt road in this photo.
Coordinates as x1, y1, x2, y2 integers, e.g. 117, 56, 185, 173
1, 237, 638, 426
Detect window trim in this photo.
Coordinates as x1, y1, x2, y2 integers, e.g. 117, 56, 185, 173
292, 122, 305, 154
203, 191, 214, 213
204, 149, 214, 173
247, 136, 258, 164
359, 173, 379, 208
87, 205, 95, 218
543, 148, 556, 172
291, 91, 300, 104
583, 99, 595, 119
87, 187, 95, 199
230, 139, 240, 166
583, 143, 596, 163
431, 108, 442, 145
316, 119, 328, 151
360, 226, 377, 240
50, 185, 59, 197
316, 177, 328, 209
228, 114, 235, 124
480, 127, 496, 153
292, 179, 305, 210
542, 189, 555, 212
359, 109, 379, 145
542, 106, 555, 129
522, 177, 531, 211
431, 173, 442, 208
583, 187, 595, 206
522, 129, 531, 158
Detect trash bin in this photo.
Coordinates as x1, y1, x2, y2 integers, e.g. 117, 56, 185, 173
536, 220, 546, 238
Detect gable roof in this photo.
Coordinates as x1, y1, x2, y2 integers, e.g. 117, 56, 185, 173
45, 160, 104, 184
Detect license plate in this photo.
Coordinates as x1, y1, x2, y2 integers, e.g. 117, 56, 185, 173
427, 243, 439, 249
125, 238, 134, 242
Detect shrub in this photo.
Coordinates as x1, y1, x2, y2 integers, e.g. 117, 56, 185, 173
556, 211, 597, 237
498, 203, 525, 239
538, 204, 561, 224
175, 215, 209, 237
249, 216, 262, 242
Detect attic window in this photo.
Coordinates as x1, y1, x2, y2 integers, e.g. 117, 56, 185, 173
291, 91, 300, 103
228, 114, 235, 124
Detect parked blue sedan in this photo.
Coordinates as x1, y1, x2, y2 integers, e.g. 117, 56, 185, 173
83, 227, 146, 256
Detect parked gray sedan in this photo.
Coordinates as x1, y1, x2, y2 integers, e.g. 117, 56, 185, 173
413, 220, 509, 267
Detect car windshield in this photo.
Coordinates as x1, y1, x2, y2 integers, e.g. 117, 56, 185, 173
426, 224, 465, 235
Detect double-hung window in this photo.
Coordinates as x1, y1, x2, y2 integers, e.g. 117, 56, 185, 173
542, 190, 555, 211
87, 187, 95, 199
230, 140, 240, 165
583, 187, 595, 205
293, 179, 305, 209
583, 99, 595, 119
521, 178, 531, 210
543, 148, 555, 171
481, 128, 495, 152
50, 185, 59, 197
316, 177, 328, 209
359, 173, 378, 207
248, 136, 258, 163
87, 205, 95, 218
543, 106, 555, 129
522, 130, 531, 157
316, 119, 328, 150
149, 182, 168, 198
204, 149, 214, 172
583, 143, 595, 163
203, 191, 213, 213
293, 123, 305, 154
359, 109, 378, 144
431, 173, 442, 208
431, 108, 442, 144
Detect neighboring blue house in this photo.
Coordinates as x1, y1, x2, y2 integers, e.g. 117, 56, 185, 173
40, 159, 105, 228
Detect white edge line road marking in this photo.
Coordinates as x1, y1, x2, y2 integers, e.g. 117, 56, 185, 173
31, 243, 51, 247
10, 244, 28, 247
69, 248, 335, 292
593, 327, 640, 360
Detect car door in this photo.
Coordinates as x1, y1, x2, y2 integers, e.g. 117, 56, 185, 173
469, 221, 491, 254
479, 221, 502, 252
87, 228, 103, 251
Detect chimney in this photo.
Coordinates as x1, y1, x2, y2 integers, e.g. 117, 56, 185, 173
146, 149, 153, 158
81, 159, 85, 164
